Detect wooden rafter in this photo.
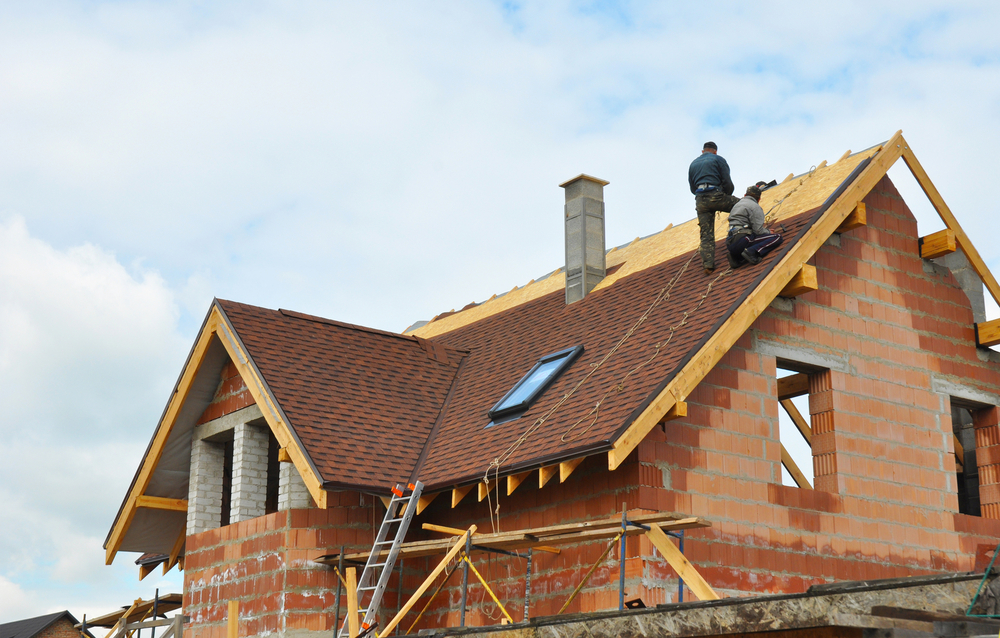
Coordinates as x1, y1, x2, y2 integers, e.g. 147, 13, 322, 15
977, 319, 1000, 348
780, 399, 812, 444
779, 264, 818, 298
507, 471, 531, 495
836, 202, 867, 233
559, 457, 584, 483
416, 493, 438, 515
539, 464, 558, 488
478, 479, 497, 502
451, 484, 473, 508
164, 529, 185, 575
781, 443, 813, 489
135, 495, 187, 512
777, 374, 809, 400
920, 229, 957, 260
607, 131, 906, 471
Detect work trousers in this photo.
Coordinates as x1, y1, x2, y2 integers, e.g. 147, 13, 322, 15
695, 191, 740, 271
728, 232, 784, 264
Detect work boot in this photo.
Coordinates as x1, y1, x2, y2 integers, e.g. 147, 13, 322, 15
726, 250, 742, 270
741, 249, 761, 265
704, 266, 714, 275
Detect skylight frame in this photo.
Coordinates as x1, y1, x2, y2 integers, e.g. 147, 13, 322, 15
488, 345, 584, 423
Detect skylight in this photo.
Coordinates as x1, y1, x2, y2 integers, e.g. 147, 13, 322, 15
488, 346, 584, 424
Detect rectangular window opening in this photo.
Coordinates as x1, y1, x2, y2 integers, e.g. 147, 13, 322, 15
221, 438, 234, 527
952, 398, 983, 517
265, 431, 280, 514
775, 361, 825, 490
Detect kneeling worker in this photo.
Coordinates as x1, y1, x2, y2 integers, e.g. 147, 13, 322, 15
726, 183, 783, 269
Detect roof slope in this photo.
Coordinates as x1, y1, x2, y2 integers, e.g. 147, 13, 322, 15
218, 300, 466, 490
0, 612, 87, 638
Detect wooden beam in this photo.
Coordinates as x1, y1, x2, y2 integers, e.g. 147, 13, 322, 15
777, 373, 809, 400
164, 528, 185, 575
919, 229, 956, 260
901, 141, 1000, 309
954, 434, 965, 466
135, 495, 188, 512
781, 443, 813, 489
779, 264, 817, 298
645, 522, 719, 601
559, 457, 584, 483
380, 527, 476, 638
345, 567, 359, 638
838, 149, 852, 162
539, 464, 558, 488
782, 173, 794, 184
780, 399, 812, 445
507, 471, 531, 496
663, 401, 687, 422
451, 484, 473, 508
607, 133, 903, 472
416, 492, 438, 515
139, 563, 156, 581
976, 318, 1000, 348
836, 202, 866, 233
379, 495, 392, 510
277, 448, 292, 463
478, 479, 497, 502
816, 160, 828, 169
227, 601, 239, 638
422, 523, 468, 536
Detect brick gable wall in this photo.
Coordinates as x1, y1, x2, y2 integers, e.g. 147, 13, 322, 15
36, 619, 83, 638
181, 175, 1000, 637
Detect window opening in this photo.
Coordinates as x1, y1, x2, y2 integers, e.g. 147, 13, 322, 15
220, 438, 234, 526
953, 399, 981, 516
265, 430, 280, 514
777, 364, 815, 489
488, 346, 584, 425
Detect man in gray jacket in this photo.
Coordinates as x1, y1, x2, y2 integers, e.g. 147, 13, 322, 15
726, 183, 783, 269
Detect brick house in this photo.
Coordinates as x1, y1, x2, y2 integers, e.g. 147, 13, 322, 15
0, 612, 93, 638
105, 131, 1000, 638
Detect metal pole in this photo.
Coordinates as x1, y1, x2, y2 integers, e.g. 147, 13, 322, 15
618, 504, 627, 611
523, 548, 532, 622
677, 532, 685, 603
81, 615, 86, 638
333, 547, 344, 637
460, 533, 472, 627
151, 589, 159, 638
396, 559, 403, 622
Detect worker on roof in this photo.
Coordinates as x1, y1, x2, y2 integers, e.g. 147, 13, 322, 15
688, 141, 739, 274
726, 183, 783, 269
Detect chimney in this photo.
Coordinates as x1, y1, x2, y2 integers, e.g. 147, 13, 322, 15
561, 174, 609, 304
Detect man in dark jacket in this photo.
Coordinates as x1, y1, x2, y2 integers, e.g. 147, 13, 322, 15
726, 183, 783, 269
688, 142, 739, 273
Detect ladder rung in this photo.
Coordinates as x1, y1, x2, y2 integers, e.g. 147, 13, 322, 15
374, 540, 394, 546
358, 586, 377, 591
386, 517, 404, 523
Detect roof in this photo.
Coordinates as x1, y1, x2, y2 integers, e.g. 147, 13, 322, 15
0, 611, 92, 638
106, 130, 1000, 563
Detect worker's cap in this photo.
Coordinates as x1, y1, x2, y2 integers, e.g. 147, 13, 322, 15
745, 185, 762, 200
703, 141, 718, 150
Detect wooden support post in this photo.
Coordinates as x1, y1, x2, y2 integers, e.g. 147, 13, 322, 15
781, 443, 813, 489
777, 374, 809, 400
345, 567, 359, 638
227, 601, 238, 638
779, 264, 818, 298
539, 465, 558, 488
976, 319, 1000, 348
451, 485, 473, 508
780, 399, 812, 445
919, 229, 956, 260
507, 471, 531, 495
836, 202, 866, 233
559, 457, 584, 483
644, 523, 719, 601
478, 479, 497, 502
380, 527, 476, 638
416, 493, 437, 515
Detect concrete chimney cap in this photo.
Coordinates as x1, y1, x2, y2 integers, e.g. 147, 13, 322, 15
559, 173, 610, 188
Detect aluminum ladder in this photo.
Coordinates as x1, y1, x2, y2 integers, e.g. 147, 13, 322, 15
338, 480, 423, 638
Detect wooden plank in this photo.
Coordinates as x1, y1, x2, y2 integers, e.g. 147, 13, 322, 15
976, 318, 1000, 348
836, 202, 866, 233
422, 523, 468, 536
214, 314, 327, 509
345, 567, 359, 638
277, 448, 292, 463
781, 443, 813, 489
608, 133, 903, 471
507, 471, 531, 496
901, 141, 1000, 309
780, 399, 812, 445
135, 495, 188, 512
954, 434, 965, 470
380, 527, 476, 638
451, 484, 473, 508
645, 522, 719, 601
777, 373, 810, 400
416, 492, 438, 515
539, 464, 558, 488
919, 229, 956, 260
227, 601, 238, 638
529, 510, 690, 538
105, 309, 222, 564
478, 480, 497, 502
779, 264, 818, 298
559, 457, 584, 483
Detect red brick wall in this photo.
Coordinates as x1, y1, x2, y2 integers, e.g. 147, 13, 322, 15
182, 175, 1000, 636
197, 361, 254, 425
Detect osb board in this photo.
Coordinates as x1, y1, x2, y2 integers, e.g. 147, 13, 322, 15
408, 146, 881, 340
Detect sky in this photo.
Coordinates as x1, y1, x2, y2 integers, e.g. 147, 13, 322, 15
2, 0, 1000, 626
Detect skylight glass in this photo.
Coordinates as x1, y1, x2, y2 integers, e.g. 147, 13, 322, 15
488, 346, 584, 423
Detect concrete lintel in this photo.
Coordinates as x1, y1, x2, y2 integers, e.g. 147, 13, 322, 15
931, 376, 1000, 408
754, 337, 851, 375
192, 404, 264, 442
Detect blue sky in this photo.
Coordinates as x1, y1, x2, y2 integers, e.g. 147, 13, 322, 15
1, 0, 999, 624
